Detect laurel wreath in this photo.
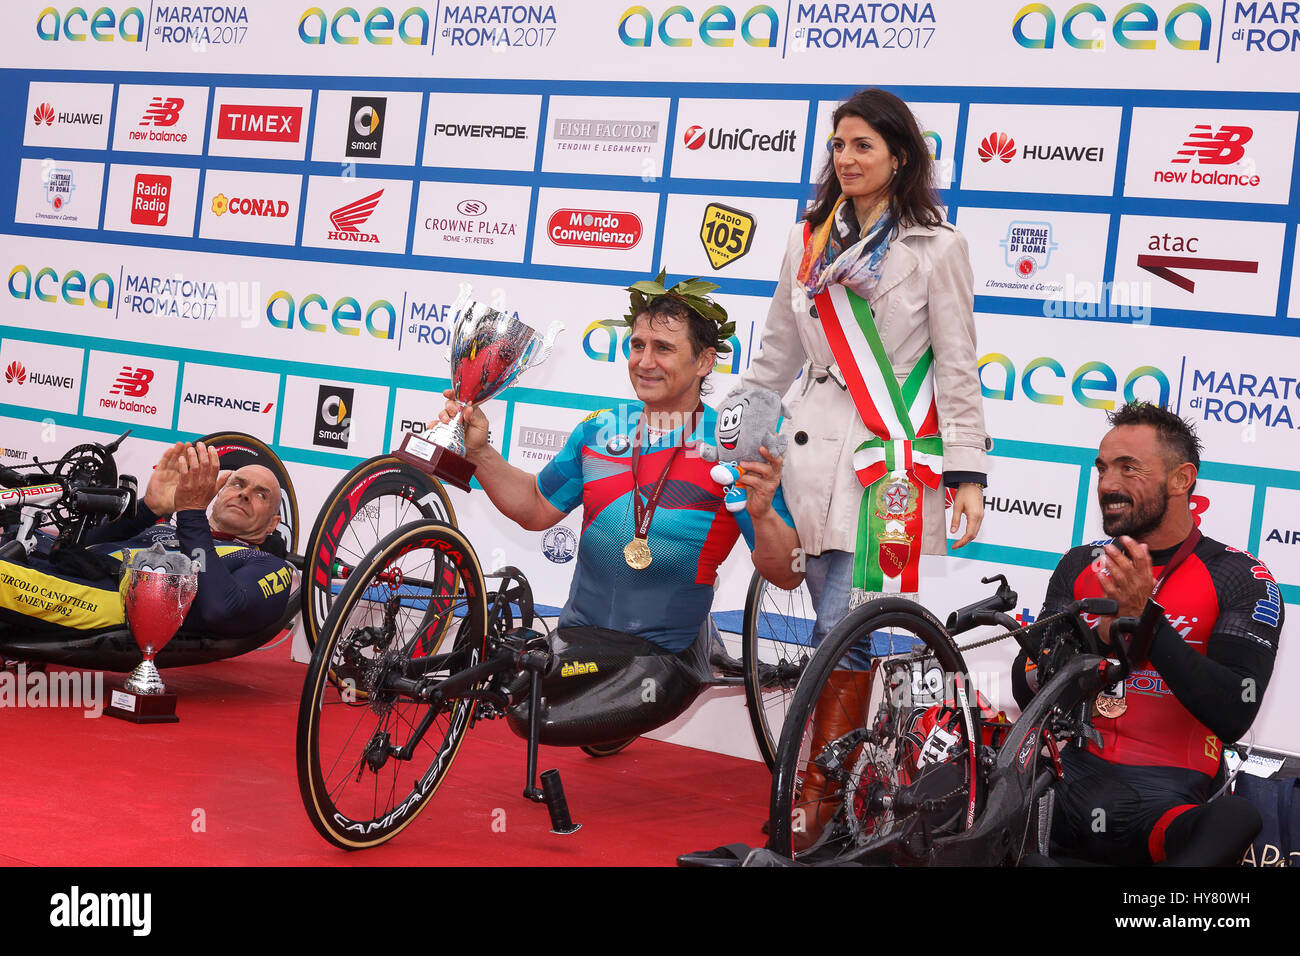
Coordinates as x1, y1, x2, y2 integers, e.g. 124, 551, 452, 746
621, 268, 736, 354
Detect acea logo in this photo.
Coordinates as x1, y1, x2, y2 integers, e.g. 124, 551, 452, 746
36, 6, 145, 41
298, 6, 431, 45
1011, 3, 1211, 51
581, 319, 745, 374
8, 264, 114, 308
265, 289, 396, 339
618, 4, 780, 47
978, 354, 1170, 410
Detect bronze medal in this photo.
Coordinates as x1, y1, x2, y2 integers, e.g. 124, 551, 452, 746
1094, 695, 1128, 719
624, 538, 652, 570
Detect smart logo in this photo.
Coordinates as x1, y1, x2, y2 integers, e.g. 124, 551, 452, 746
618, 4, 780, 47
8, 264, 114, 309
1011, 2, 1211, 51
314, 385, 354, 450
978, 354, 1170, 410
297, 6, 431, 45
265, 289, 396, 339
36, 6, 145, 42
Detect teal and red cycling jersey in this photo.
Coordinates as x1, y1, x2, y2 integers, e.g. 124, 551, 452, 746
537, 402, 795, 653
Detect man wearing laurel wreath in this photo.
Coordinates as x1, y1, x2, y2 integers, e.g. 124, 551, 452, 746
434, 273, 802, 744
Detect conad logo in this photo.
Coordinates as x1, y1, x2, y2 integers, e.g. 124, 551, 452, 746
978, 353, 1170, 410
547, 209, 643, 249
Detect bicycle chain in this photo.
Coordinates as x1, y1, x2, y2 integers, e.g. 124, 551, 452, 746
886, 610, 1076, 664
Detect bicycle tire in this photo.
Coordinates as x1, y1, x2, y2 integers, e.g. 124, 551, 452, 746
300, 456, 456, 651
768, 598, 984, 864
297, 519, 487, 850
199, 431, 299, 555
580, 738, 636, 758
741, 572, 814, 771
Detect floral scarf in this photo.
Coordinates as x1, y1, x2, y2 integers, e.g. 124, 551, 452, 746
795, 196, 894, 300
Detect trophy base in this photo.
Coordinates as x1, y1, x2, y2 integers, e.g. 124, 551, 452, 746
392, 432, 476, 492
105, 686, 179, 724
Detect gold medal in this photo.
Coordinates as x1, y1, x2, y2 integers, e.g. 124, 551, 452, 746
624, 538, 652, 570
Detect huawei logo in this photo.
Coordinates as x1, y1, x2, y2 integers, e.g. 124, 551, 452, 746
5, 362, 26, 385
979, 132, 1016, 164
33, 103, 55, 126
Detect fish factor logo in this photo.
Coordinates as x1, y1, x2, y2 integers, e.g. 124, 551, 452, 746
551, 118, 659, 155
345, 97, 386, 159
315, 385, 354, 449
699, 202, 756, 269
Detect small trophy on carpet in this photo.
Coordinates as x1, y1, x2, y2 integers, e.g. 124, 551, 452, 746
105, 542, 199, 724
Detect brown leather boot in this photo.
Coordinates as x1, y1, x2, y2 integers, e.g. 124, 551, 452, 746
791, 668, 874, 852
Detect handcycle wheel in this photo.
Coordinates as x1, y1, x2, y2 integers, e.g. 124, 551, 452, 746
768, 598, 984, 864
297, 519, 487, 850
580, 738, 636, 758
199, 431, 299, 555
301, 456, 456, 651
741, 572, 814, 771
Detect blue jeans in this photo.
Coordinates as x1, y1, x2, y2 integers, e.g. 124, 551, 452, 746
804, 550, 873, 670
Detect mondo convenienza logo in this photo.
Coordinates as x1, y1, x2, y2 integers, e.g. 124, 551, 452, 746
617, 4, 780, 47
547, 209, 642, 249
1010, 2, 1212, 51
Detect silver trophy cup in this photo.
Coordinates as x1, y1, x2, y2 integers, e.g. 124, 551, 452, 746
428, 285, 563, 455
118, 542, 199, 696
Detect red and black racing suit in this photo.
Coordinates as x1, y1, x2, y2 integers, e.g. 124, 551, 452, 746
1019, 533, 1283, 865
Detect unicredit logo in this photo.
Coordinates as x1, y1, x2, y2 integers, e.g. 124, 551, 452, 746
547, 209, 642, 249
328, 189, 383, 243
979, 132, 1015, 163
680, 124, 796, 153
1172, 125, 1253, 165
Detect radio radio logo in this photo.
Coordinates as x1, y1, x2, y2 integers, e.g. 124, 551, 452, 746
129, 173, 171, 227
699, 202, 755, 270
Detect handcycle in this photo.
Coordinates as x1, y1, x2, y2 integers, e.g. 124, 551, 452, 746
763, 575, 1161, 866
0, 429, 456, 671
295, 517, 816, 850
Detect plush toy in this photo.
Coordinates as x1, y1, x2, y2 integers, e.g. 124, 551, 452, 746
699, 385, 789, 513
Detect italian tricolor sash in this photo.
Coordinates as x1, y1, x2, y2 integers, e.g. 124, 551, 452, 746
812, 282, 942, 599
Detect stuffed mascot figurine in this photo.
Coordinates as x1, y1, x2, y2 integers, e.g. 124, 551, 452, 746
699, 385, 789, 513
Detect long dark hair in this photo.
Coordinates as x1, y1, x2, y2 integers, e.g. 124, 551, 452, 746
805, 89, 943, 229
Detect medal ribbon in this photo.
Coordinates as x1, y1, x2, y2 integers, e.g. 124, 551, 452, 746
629, 404, 703, 547
811, 278, 941, 599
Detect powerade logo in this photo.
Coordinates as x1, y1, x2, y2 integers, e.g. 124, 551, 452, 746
581, 319, 745, 375
618, 4, 779, 47
265, 289, 397, 339
297, 6, 430, 45
977, 354, 1170, 410
8, 264, 114, 309
1011, 2, 1211, 51
36, 6, 145, 42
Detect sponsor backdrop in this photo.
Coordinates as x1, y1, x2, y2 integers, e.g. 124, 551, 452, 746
1, 1, 1298, 758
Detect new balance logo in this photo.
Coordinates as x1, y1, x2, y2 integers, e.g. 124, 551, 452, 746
109, 367, 153, 397
140, 97, 184, 127
1172, 125, 1252, 165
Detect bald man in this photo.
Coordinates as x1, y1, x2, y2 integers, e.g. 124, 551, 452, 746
0, 441, 292, 639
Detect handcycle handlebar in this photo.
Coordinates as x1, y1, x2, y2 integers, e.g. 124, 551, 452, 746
945, 574, 1018, 635
72, 486, 133, 519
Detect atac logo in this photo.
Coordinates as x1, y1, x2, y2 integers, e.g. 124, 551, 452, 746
618, 4, 780, 47
36, 6, 145, 42
542, 526, 577, 564
1011, 2, 1211, 51
999, 221, 1058, 278
582, 319, 744, 374
297, 6, 431, 45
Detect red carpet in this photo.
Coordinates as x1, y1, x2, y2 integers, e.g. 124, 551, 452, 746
1, 650, 771, 867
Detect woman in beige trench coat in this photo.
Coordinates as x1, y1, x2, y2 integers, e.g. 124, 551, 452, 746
739, 88, 990, 848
